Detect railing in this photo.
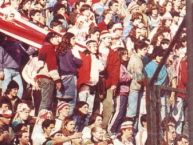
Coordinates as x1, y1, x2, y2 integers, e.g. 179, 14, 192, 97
146, 85, 187, 145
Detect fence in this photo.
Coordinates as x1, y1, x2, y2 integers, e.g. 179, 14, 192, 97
146, 85, 187, 145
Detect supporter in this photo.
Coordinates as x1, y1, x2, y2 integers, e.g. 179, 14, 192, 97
110, 23, 125, 50
98, 30, 121, 129
113, 120, 134, 145
0, 80, 22, 113
108, 0, 121, 23
135, 114, 147, 145
13, 130, 31, 145
72, 101, 89, 132
174, 134, 189, 145
0, 101, 12, 131
108, 47, 131, 134
68, 15, 89, 42
126, 40, 148, 123
161, 116, 177, 145
18, 0, 32, 18
162, 1, 173, 18
79, 4, 96, 25
35, 32, 61, 111
173, 53, 187, 134
29, 9, 45, 27
0, 37, 25, 99
145, 47, 168, 120
97, 9, 113, 32
147, 5, 161, 31
160, 38, 170, 50
85, 126, 113, 145
78, 39, 104, 114
32, 119, 55, 145
31, 109, 53, 144
0, 126, 10, 145
87, 26, 100, 42
50, 20, 64, 34
11, 103, 32, 131
61, 117, 82, 144
52, 3, 69, 28
69, 0, 86, 25
56, 32, 82, 114
82, 113, 103, 142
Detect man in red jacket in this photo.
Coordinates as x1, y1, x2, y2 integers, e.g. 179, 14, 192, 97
36, 32, 62, 112
98, 30, 121, 129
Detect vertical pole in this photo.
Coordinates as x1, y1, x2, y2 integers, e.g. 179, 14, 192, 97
186, 0, 193, 144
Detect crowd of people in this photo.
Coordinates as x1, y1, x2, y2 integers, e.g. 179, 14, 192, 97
0, 0, 189, 144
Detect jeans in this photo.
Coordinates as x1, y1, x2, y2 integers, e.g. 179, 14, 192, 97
2, 68, 23, 98
56, 75, 77, 114
37, 78, 54, 111
126, 90, 143, 118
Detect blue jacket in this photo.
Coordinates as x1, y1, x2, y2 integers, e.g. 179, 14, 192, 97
145, 60, 168, 85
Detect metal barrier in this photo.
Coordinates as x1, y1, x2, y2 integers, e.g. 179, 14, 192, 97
146, 85, 187, 145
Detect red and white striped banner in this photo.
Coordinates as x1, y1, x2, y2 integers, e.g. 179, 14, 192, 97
0, 7, 48, 48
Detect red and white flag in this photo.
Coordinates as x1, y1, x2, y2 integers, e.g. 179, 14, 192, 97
0, 7, 48, 48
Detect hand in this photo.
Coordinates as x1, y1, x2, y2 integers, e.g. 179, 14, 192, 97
110, 85, 116, 91
0, 71, 4, 80
169, 95, 175, 107
71, 132, 82, 139
98, 141, 108, 145
33, 81, 40, 90
56, 82, 62, 90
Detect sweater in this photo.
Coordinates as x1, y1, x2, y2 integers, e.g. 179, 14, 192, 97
0, 40, 24, 71
58, 50, 82, 76
36, 42, 60, 82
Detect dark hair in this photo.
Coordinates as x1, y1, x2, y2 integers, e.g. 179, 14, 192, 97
42, 119, 55, 131
44, 32, 59, 43
57, 32, 74, 53
109, 0, 118, 8
88, 113, 103, 125
140, 114, 147, 127
161, 116, 176, 132
80, 4, 91, 13
5, 80, 19, 95
53, 3, 67, 15
117, 47, 128, 63
29, 9, 41, 19
74, 101, 88, 116
50, 20, 62, 28
134, 40, 148, 51
15, 130, 29, 144
161, 39, 170, 45
89, 26, 99, 34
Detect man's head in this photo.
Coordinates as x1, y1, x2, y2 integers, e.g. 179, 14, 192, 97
91, 126, 104, 142
16, 131, 30, 145
56, 102, 70, 117
109, 0, 119, 14
161, 116, 177, 143
134, 40, 148, 57
86, 39, 98, 54
5, 80, 19, 96
42, 119, 55, 136
120, 120, 134, 139
100, 30, 112, 47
